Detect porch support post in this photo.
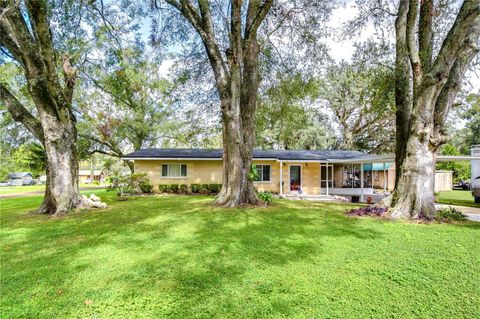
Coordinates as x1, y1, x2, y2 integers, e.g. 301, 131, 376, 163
326, 163, 329, 196
383, 162, 387, 195
279, 161, 283, 195
360, 163, 364, 202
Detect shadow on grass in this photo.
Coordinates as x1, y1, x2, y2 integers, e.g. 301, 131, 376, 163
1, 194, 386, 317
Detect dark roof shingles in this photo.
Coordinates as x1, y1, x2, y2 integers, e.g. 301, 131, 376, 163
123, 148, 373, 161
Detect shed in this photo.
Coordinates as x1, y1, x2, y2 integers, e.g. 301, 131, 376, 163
8, 172, 34, 186
434, 170, 453, 192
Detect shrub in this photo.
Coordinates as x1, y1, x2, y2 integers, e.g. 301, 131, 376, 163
140, 183, 153, 194
198, 184, 210, 194
108, 173, 152, 196
258, 191, 273, 205
191, 184, 201, 193
159, 184, 223, 195
170, 184, 180, 193
109, 175, 134, 196
179, 184, 189, 193
434, 207, 467, 222
158, 184, 171, 193
346, 206, 388, 217
158, 184, 186, 194
206, 184, 222, 194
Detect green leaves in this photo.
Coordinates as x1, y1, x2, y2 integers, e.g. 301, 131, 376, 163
256, 73, 336, 150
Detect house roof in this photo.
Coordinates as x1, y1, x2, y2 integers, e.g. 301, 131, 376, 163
8, 172, 33, 178
123, 148, 388, 162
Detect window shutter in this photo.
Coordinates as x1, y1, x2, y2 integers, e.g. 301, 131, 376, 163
162, 164, 168, 177
263, 165, 271, 181
181, 164, 187, 177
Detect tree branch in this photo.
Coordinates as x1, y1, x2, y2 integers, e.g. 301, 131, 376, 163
244, 0, 273, 49
25, 0, 57, 81
62, 54, 77, 104
418, 0, 433, 70
406, 0, 422, 83
165, 0, 229, 95
432, 21, 480, 147
426, 0, 480, 85
0, 82, 44, 143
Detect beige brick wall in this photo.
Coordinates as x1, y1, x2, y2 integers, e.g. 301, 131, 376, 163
134, 159, 327, 195
134, 160, 223, 187
134, 159, 284, 193
134, 160, 411, 195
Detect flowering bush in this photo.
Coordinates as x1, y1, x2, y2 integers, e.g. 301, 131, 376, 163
346, 206, 388, 217
108, 173, 153, 196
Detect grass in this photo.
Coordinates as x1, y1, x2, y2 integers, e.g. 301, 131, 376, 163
0, 185, 46, 195
1, 191, 479, 318
0, 184, 104, 195
436, 190, 480, 208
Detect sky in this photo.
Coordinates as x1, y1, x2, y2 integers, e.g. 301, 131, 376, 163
154, 2, 479, 92
326, 3, 480, 91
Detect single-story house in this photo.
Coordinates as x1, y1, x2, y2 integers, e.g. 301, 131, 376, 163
79, 170, 105, 183
124, 148, 457, 202
8, 172, 35, 186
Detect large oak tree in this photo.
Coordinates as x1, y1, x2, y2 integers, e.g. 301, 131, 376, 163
161, 0, 273, 207
389, 0, 480, 218
0, 0, 87, 215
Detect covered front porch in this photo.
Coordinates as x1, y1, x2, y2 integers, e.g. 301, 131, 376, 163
277, 156, 394, 203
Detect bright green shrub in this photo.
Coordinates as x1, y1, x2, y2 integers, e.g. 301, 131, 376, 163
258, 191, 273, 205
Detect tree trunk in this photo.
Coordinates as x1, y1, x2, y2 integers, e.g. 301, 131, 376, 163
214, 72, 261, 207
33, 164, 56, 214
162, 0, 271, 207
214, 109, 261, 207
0, 0, 108, 215
382, 0, 480, 219
124, 160, 135, 174
389, 121, 437, 219
38, 111, 83, 216
214, 32, 262, 207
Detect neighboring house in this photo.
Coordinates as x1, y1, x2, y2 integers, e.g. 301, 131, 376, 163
79, 170, 105, 183
124, 148, 456, 203
8, 172, 35, 186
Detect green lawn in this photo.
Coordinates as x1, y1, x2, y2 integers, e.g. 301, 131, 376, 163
436, 190, 480, 208
0, 184, 105, 195
1, 191, 479, 318
0, 185, 46, 195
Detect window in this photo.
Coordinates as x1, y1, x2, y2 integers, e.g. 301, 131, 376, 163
320, 164, 334, 188
161, 164, 187, 177
254, 165, 271, 182
341, 164, 373, 188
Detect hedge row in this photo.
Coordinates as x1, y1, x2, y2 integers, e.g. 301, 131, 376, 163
158, 183, 222, 194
